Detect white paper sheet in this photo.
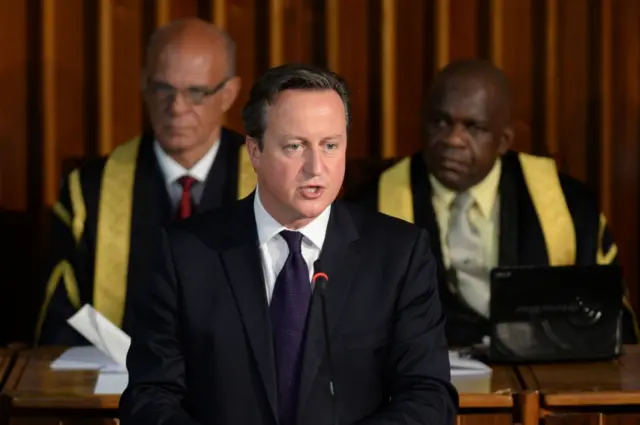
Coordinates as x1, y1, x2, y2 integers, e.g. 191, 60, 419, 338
66, 304, 131, 367
50, 304, 131, 373
94, 372, 129, 395
449, 350, 492, 377
50, 346, 126, 372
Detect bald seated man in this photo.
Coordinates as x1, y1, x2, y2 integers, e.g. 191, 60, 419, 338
36, 18, 256, 345
347, 59, 639, 347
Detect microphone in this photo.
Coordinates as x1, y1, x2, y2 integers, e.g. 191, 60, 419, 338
313, 262, 338, 425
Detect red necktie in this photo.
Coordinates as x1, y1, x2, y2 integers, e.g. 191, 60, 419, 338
177, 176, 198, 219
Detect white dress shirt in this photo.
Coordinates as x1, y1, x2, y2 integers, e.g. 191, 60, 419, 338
253, 186, 331, 304
153, 140, 220, 210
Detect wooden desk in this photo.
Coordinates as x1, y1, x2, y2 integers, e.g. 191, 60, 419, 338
0, 349, 19, 425
519, 345, 640, 425
0, 347, 116, 425
453, 365, 534, 425
1, 348, 530, 425
0, 349, 13, 389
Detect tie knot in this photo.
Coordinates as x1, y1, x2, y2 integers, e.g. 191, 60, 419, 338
280, 230, 303, 255
451, 191, 474, 213
177, 175, 198, 191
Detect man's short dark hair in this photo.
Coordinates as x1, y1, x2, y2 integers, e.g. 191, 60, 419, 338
426, 58, 512, 122
242, 63, 350, 148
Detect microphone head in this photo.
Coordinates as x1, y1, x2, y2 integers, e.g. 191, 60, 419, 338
312, 272, 329, 291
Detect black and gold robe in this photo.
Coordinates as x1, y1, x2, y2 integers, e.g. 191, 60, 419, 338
346, 150, 639, 346
37, 128, 257, 345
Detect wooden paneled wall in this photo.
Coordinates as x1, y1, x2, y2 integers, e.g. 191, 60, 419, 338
0, 0, 639, 313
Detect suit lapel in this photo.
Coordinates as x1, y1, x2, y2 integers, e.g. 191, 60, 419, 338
220, 128, 242, 203
198, 137, 229, 213
123, 134, 173, 329
498, 152, 519, 266
410, 154, 444, 268
199, 128, 246, 211
219, 195, 278, 420
136, 132, 173, 222
297, 201, 361, 421
502, 152, 550, 265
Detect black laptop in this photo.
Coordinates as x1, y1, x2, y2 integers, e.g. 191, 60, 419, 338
487, 264, 624, 363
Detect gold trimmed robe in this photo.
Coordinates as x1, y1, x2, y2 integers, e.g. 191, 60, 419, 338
345, 151, 639, 346
36, 128, 257, 345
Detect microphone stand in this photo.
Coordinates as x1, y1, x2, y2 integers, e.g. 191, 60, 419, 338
314, 269, 338, 425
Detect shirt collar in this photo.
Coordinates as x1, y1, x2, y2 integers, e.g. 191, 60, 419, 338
253, 185, 331, 250
153, 139, 220, 184
429, 158, 502, 218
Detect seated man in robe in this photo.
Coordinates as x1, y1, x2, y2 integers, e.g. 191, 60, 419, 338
36, 18, 256, 345
346, 59, 639, 346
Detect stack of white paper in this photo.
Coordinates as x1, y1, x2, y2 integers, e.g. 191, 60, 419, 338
50, 346, 126, 372
66, 304, 131, 367
449, 350, 492, 377
94, 372, 129, 395
50, 304, 131, 395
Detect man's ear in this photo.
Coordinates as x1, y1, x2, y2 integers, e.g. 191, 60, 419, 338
221, 76, 241, 113
498, 125, 514, 155
245, 136, 261, 167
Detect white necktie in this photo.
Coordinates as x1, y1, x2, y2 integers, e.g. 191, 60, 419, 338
447, 192, 491, 318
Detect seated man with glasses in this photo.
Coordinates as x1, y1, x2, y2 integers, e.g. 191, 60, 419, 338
36, 18, 255, 345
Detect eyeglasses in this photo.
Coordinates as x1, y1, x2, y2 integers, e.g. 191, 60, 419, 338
145, 77, 231, 106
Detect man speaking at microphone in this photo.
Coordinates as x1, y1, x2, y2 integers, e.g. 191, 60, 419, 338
120, 63, 458, 425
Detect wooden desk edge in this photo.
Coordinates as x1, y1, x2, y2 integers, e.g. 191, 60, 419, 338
459, 393, 514, 409
0, 348, 22, 389
1, 348, 70, 394
5, 393, 120, 410
0, 353, 12, 382
2, 350, 29, 393
1, 349, 517, 411
517, 364, 640, 407
543, 392, 640, 407
0, 349, 121, 410
455, 365, 521, 409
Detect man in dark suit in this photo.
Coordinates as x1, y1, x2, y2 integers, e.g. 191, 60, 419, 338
346, 59, 639, 347
120, 64, 458, 425
36, 18, 256, 346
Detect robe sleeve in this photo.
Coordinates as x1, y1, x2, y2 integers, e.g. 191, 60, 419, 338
596, 212, 640, 344
35, 168, 92, 346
